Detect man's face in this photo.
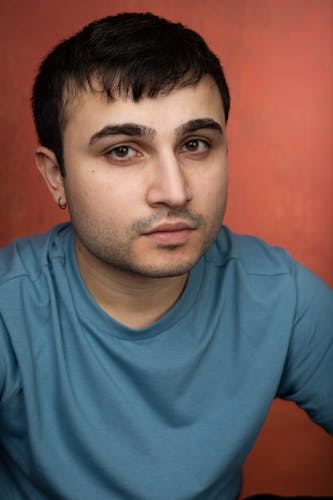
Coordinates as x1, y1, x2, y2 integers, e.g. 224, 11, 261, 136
61, 75, 228, 278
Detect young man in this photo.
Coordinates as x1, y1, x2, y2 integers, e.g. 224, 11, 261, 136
0, 12, 332, 500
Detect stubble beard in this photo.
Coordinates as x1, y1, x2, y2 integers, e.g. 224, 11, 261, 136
68, 205, 226, 279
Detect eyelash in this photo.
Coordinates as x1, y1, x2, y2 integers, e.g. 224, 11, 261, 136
104, 137, 211, 163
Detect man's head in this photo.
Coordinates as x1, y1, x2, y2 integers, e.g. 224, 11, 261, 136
33, 13, 230, 279
32, 12, 230, 176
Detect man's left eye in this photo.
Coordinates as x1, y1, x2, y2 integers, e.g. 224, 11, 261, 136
181, 139, 210, 153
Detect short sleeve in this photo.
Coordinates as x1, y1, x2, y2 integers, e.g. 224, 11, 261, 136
277, 262, 333, 433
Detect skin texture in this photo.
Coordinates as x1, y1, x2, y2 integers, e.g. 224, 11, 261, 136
36, 76, 228, 328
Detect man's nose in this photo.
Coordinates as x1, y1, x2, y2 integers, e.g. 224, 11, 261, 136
146, 154, 193, 209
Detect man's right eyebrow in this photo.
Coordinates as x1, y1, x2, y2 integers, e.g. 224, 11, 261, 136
89, 123, 155, 145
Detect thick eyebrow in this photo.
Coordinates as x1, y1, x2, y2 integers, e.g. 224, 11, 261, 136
89, 118, 222, 146
89, 123, 155, 145
177, 118, 223, 136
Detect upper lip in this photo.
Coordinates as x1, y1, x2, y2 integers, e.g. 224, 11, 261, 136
144, 222, 196, 234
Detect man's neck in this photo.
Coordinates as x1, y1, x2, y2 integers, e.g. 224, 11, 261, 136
75, 239, 189, 330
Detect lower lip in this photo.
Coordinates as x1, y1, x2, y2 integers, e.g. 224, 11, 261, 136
145, 229, 193, 245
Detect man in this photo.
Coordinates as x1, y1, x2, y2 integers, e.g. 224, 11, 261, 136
0, 12, 332, 500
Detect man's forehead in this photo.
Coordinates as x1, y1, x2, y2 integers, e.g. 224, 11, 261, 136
61, 75, 225, 136
61, 75, 223, 129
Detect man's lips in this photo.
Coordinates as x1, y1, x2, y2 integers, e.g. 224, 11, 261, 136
143, 222, 196, 245
145, 222, 196, 233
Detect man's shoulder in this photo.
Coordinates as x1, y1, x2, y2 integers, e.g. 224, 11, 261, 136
207, 226, 294, 276
0, 223, 72, 288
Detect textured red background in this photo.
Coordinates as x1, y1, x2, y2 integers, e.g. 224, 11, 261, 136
1, 0, 332, 496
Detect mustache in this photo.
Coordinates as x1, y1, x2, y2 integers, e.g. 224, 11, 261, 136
131, 209, 205, 235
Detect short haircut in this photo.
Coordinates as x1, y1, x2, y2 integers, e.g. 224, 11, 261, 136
32, 12, 230, 176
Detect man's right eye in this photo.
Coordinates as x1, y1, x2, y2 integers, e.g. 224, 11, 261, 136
106, 145, 137, 160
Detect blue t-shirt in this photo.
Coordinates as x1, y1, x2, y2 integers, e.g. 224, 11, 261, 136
0, 224, 332, 499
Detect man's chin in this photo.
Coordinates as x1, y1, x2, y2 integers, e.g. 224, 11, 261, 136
120, 260, 197, 279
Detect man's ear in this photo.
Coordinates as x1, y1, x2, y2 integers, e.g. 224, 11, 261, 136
35, 146, 66, 207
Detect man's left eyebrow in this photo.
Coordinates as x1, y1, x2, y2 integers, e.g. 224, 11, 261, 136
177, 118, 223, 136
89, 123, 155, 145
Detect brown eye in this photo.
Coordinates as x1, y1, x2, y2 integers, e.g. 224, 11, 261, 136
113, 146, 131, 158
182, 138, 210, 153
186, 139, 200, 151
105, 145, 139, 162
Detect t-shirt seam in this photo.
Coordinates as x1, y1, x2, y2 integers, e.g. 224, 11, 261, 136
0, 256, 65, 290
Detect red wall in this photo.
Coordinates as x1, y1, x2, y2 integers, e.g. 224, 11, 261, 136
1, 0, 332, 496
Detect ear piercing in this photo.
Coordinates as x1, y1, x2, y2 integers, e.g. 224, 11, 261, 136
57, 196, 67, 210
